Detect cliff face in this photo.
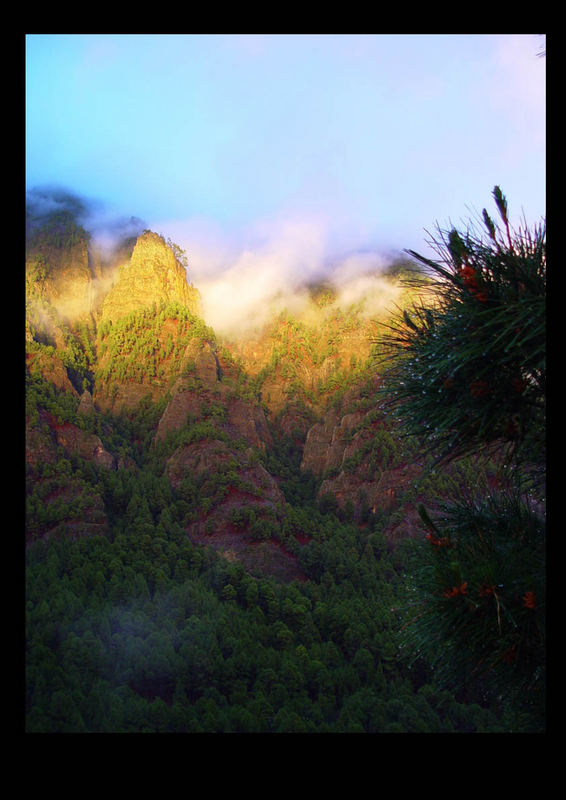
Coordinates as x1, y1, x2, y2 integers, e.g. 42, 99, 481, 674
228, 310, 382, 421
155, 338, 272, 450
298, 378, 426, 538
26, 238, 93, 323
91, 232, 206, 412
26, 348, 79, 397
25, 401, 114, 544
101, 231, 201, 323
26, 216, 434, 564
165, 438, 300, 580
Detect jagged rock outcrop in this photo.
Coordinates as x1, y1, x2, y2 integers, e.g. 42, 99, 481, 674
25, 219, 425, 555
94, 380, 163, 414
92, 243, 207, 414
101, 231, 201, 323
155, 378, 272, 449
26, 350, 79, 398
155, 338, 272, 449
185, 339, 219, 385
166, 438, 285, 535
318, 462, 422, 521
223, 397, 272, 450
301, 408, 361, 475
54, 423, 115, 469
77, 389, 95, 416
165, 438, 302, 579
154, 380, 205, 443
300, 388, 427, 537
301, 406, 367, 480
26, 409, 115, 470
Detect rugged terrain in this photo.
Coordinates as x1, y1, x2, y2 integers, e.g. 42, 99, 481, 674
25, 202, 545, 734
25, 219, 463, 577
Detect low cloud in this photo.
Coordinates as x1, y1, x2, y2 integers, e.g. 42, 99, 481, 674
27, 188, 404, 336
27, 185, 146, 261
158, 213, 402, 337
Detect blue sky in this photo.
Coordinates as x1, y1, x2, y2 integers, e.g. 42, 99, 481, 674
26, 33, 545, 311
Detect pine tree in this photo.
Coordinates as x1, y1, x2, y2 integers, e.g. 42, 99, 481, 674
379, 186, 545, 473
378, 188, 546, 727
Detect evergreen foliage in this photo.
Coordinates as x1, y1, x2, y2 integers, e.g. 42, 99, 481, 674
405, 493, 545, 715
378, 187, 545, 471
25, 452, 508, 732
95, 302, 215, 388
25, 376, 540, 731
377, 189, 546, 724
25, 371, 523, 731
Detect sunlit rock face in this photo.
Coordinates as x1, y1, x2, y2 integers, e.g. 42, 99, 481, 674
26, 348, 80, 397
26, 239, 93, 321
101, 231, 202, 322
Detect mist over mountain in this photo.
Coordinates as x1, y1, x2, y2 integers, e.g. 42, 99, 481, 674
26, 186, 410, 337
25, 32, 545, 735
25, 185, 545, 734
25, 182, 431, 540
27, 186, 147, 262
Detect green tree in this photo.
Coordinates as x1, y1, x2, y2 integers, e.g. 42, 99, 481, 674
403, 494, 545, 717
378, 189, 546, 727
379, 186, 545, 473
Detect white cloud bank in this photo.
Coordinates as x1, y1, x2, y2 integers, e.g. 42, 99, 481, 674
155, 213, 403, 336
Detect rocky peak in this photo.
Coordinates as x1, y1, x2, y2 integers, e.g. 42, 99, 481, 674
101, 231, 202, 323
77, 389, 95, 416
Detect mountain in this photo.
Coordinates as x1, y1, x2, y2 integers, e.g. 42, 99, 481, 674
100, 230, 202, 324
26, 209, 545, 734
26, 214, 92, 321
25, 219, 458, 568
24, 191, 546, 734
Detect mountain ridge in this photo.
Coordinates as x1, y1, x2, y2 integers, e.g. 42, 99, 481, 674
25, 218, 454, 575
24, 192, 546, 734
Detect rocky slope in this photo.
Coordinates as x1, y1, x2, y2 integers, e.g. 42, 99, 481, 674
155, 338, 272, 449
299, 382, 427, 540
25, 220, 435, 576
92, 233, 204, 412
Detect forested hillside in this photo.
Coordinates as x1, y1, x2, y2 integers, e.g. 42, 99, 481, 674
25, 190, 545, 732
